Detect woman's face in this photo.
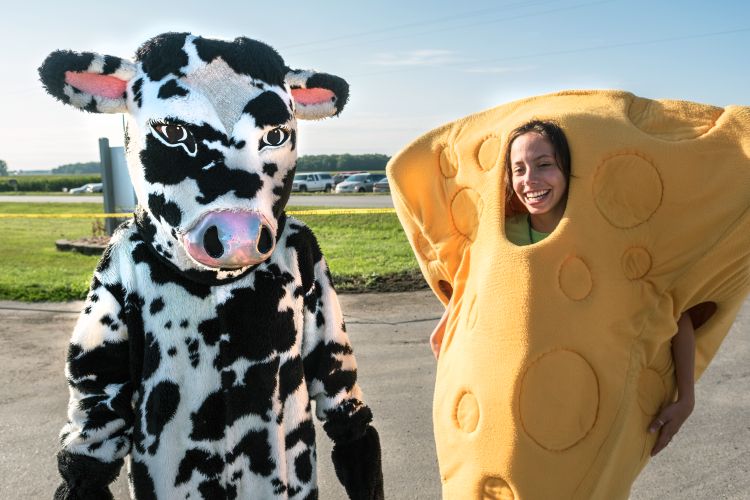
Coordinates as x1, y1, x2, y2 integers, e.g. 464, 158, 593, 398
509, 132, 567, 221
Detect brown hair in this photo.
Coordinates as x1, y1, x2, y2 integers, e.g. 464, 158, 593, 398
504, 120, 571, 215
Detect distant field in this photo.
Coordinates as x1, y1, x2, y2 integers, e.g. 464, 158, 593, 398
0, 174, 101, 192
0, 202, 423, 302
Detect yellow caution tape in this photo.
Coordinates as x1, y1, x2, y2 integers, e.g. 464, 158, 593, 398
0, 208, 396, 219
289, 208, 395, 216
0, 213, 133, 219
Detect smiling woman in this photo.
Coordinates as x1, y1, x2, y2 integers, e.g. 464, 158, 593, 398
503, 120, 571, 245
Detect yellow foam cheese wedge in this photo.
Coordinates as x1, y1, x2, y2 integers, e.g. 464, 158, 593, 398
387, 90, 750, 499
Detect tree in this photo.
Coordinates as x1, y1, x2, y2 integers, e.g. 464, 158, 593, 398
52, 161, 101, 174
0, 159, 7, 176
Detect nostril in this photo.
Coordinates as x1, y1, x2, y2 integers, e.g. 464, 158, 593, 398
257, 225, 273, 254
203, 226, 224, 259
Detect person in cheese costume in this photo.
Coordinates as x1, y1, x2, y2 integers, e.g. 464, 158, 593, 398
386, 90, 750, 499
431, 118, 697, 459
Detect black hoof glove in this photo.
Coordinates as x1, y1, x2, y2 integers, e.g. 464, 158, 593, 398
331, 424, 385, 500
54, 482, 114, 500
54, 451, 120, 500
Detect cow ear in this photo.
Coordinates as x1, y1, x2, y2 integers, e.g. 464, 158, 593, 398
39, 50, 136, 113
285, 69, 349, 120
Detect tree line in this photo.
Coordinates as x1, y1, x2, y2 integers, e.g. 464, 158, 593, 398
0, 160, 101, 176
51, 161, 101, 174
296, 154, 390, 172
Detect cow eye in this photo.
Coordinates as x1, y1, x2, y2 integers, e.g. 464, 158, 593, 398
261, 127, 290, 149
151, 122, 197, 156
156, 124, 187, 143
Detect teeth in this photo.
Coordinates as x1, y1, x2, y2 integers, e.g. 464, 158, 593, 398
526, 190, 549, 200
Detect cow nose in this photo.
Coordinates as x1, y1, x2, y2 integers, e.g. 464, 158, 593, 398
182, 210, 276, 269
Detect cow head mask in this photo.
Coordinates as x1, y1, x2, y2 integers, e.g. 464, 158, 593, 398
39, 32, 349, 282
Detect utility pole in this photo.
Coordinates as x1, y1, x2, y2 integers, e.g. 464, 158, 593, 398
98, 137, 118, 235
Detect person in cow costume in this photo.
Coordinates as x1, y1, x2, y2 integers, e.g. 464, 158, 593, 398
39, 32, 384, 500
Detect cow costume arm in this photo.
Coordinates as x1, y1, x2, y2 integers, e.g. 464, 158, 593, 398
55, 251, 133, 499
294, 223, 384, 500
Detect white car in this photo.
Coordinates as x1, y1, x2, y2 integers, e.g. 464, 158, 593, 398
69, 182, 103, 194
291, 172, 334, 192
335, 173, 386, 193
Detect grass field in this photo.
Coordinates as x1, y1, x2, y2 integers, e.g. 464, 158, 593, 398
0, 202, 423, 302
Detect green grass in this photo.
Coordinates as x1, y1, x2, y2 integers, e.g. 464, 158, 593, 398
294, 211, 422, 292
0, 202, 422, 302
0, 203, 104, 301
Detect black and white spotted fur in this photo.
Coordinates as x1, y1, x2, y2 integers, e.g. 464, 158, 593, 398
39, 33, 383, 500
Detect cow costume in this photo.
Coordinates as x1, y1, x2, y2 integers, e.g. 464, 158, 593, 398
39, 32, 383, 500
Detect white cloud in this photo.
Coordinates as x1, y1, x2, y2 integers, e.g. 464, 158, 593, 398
366, 50, 534, 75
461, 65, 537, 74
369, 49, 460, 67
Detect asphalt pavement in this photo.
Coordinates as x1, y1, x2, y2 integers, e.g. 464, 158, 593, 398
0, 293, 747, 499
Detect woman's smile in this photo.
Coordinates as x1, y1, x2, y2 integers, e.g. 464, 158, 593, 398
524, 189, 551, 203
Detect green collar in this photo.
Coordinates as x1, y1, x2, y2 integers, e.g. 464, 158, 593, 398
527, 215, 550, 244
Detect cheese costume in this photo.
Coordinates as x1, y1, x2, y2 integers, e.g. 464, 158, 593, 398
386, 90, 750, 499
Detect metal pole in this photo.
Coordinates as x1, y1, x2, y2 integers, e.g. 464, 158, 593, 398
98, 137, 117, 235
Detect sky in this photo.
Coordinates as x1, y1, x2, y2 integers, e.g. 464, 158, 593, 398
1, 0, 748, 171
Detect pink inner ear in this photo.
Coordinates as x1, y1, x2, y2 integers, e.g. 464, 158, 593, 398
291, 87, 335, 106
65, 71, 128, 99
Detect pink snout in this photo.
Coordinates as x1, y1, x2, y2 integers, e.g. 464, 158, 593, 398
182, 210, 275, 269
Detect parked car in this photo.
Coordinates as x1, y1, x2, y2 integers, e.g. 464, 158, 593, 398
372, 177, 390, 193
291, 172, 333, 192
333, 170, 367, 186
69, 182, 103, 194
335, 173, 386, 193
